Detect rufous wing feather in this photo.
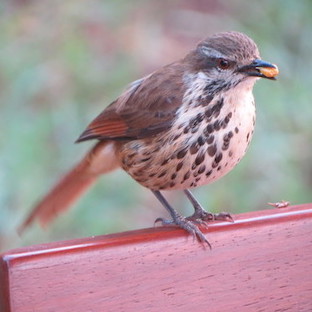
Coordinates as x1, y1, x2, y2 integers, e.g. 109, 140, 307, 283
76, 63, 187, 143
76, 113, 129, 142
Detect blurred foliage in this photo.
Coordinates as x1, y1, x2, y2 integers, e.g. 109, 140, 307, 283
1, 0, 312, 251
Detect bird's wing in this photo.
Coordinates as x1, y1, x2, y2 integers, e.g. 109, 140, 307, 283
76, 63, 187, 142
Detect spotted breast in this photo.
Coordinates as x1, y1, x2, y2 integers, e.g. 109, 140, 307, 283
119, 71, 256, 191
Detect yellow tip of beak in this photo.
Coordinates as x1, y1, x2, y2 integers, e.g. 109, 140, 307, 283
258, 64, 279, 78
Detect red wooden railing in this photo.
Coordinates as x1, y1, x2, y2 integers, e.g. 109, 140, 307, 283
1, 204, 312, 311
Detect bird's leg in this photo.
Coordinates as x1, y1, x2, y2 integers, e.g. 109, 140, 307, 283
152, 190, 211, 248
184, 189, 233, 223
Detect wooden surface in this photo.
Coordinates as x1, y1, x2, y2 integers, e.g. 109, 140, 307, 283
1, 204, 312, 312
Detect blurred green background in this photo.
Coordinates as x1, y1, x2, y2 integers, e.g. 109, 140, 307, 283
1, 0, 311, 252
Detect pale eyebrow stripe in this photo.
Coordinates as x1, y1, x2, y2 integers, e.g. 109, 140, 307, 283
200, 46, 226, 59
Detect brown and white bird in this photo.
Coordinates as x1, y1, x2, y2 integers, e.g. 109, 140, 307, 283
20, 31, 279, 246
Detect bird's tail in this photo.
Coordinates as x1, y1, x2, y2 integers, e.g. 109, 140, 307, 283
18, 141, 120, 234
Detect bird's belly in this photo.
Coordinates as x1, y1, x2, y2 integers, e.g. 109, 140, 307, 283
120, 92, 256, 191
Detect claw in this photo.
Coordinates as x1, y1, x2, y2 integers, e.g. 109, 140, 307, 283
213, 212, 234, 223
154, 217, 173, 226
154, 215, 211, 248
172, 216, 212, 248
187, 210, 234, 223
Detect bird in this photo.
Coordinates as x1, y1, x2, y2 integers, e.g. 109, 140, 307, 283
19, 31, 279, 247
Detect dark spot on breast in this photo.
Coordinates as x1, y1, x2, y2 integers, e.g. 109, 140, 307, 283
160, 158, 169, 166
235, 127, 239, 133
200, 95, 213, 107
195, 177, 201, 182
205, 98, 224, 119
206, 135, 214, 145
206, 169, 212, 177
171, 173, 177, 180
213, 120, 221, 131
158, 170, 167, 178
205, 108, 213, 119
149, 172, 156, 177
197, 136, 205, 146
189, 142, 199, 154
212, 161, 218, 168
170, 181, 176, 188
222, 142, 230, 151
214, 98, 224, 113
223, 133, 230, 143
203, 124, 213, 137
176, 148, 188, 159
205, 123, 214, 136
198, 165, 206, 174
183, 171, 191, 181
207, 144, 217, 157
191, 126, 199, 134
198, 113, 204, 122
229, 150, 233, 157
217, 166, 221, 171
195, 151, 205, 166
222, 112, 232, 128
151, 147, 160, 154
172, 132, 182, 141
222, 132, 233, 151
176, 162, 183, 171
183, 126, 190, 134
215, 153, 223, 164
246, 132, 250, 141
189, 113, 204, 130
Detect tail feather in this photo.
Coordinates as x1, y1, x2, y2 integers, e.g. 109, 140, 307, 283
19, 142, 120, 233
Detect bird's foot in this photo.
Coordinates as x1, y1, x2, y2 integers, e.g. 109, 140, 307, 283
183, 190, 233, 225
155, 216, 211, 248
187, 210, 234, 224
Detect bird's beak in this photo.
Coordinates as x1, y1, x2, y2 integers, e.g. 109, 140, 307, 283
238, 59, 279, 80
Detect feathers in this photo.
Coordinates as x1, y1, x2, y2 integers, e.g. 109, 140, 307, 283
77, 63, 187, 142
21, 50, 189, 232
21, 62, 187, 232
19, 142, 120, 233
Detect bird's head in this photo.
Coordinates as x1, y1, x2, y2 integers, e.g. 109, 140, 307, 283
186, 31, 279, 93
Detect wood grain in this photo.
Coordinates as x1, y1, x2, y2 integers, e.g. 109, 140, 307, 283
1, 204, 312, 312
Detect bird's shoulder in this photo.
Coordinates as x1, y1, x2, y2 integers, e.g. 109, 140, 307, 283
77, 61, 190, 142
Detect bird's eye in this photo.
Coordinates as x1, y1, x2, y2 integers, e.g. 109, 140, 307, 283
217, 58, 230, 70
